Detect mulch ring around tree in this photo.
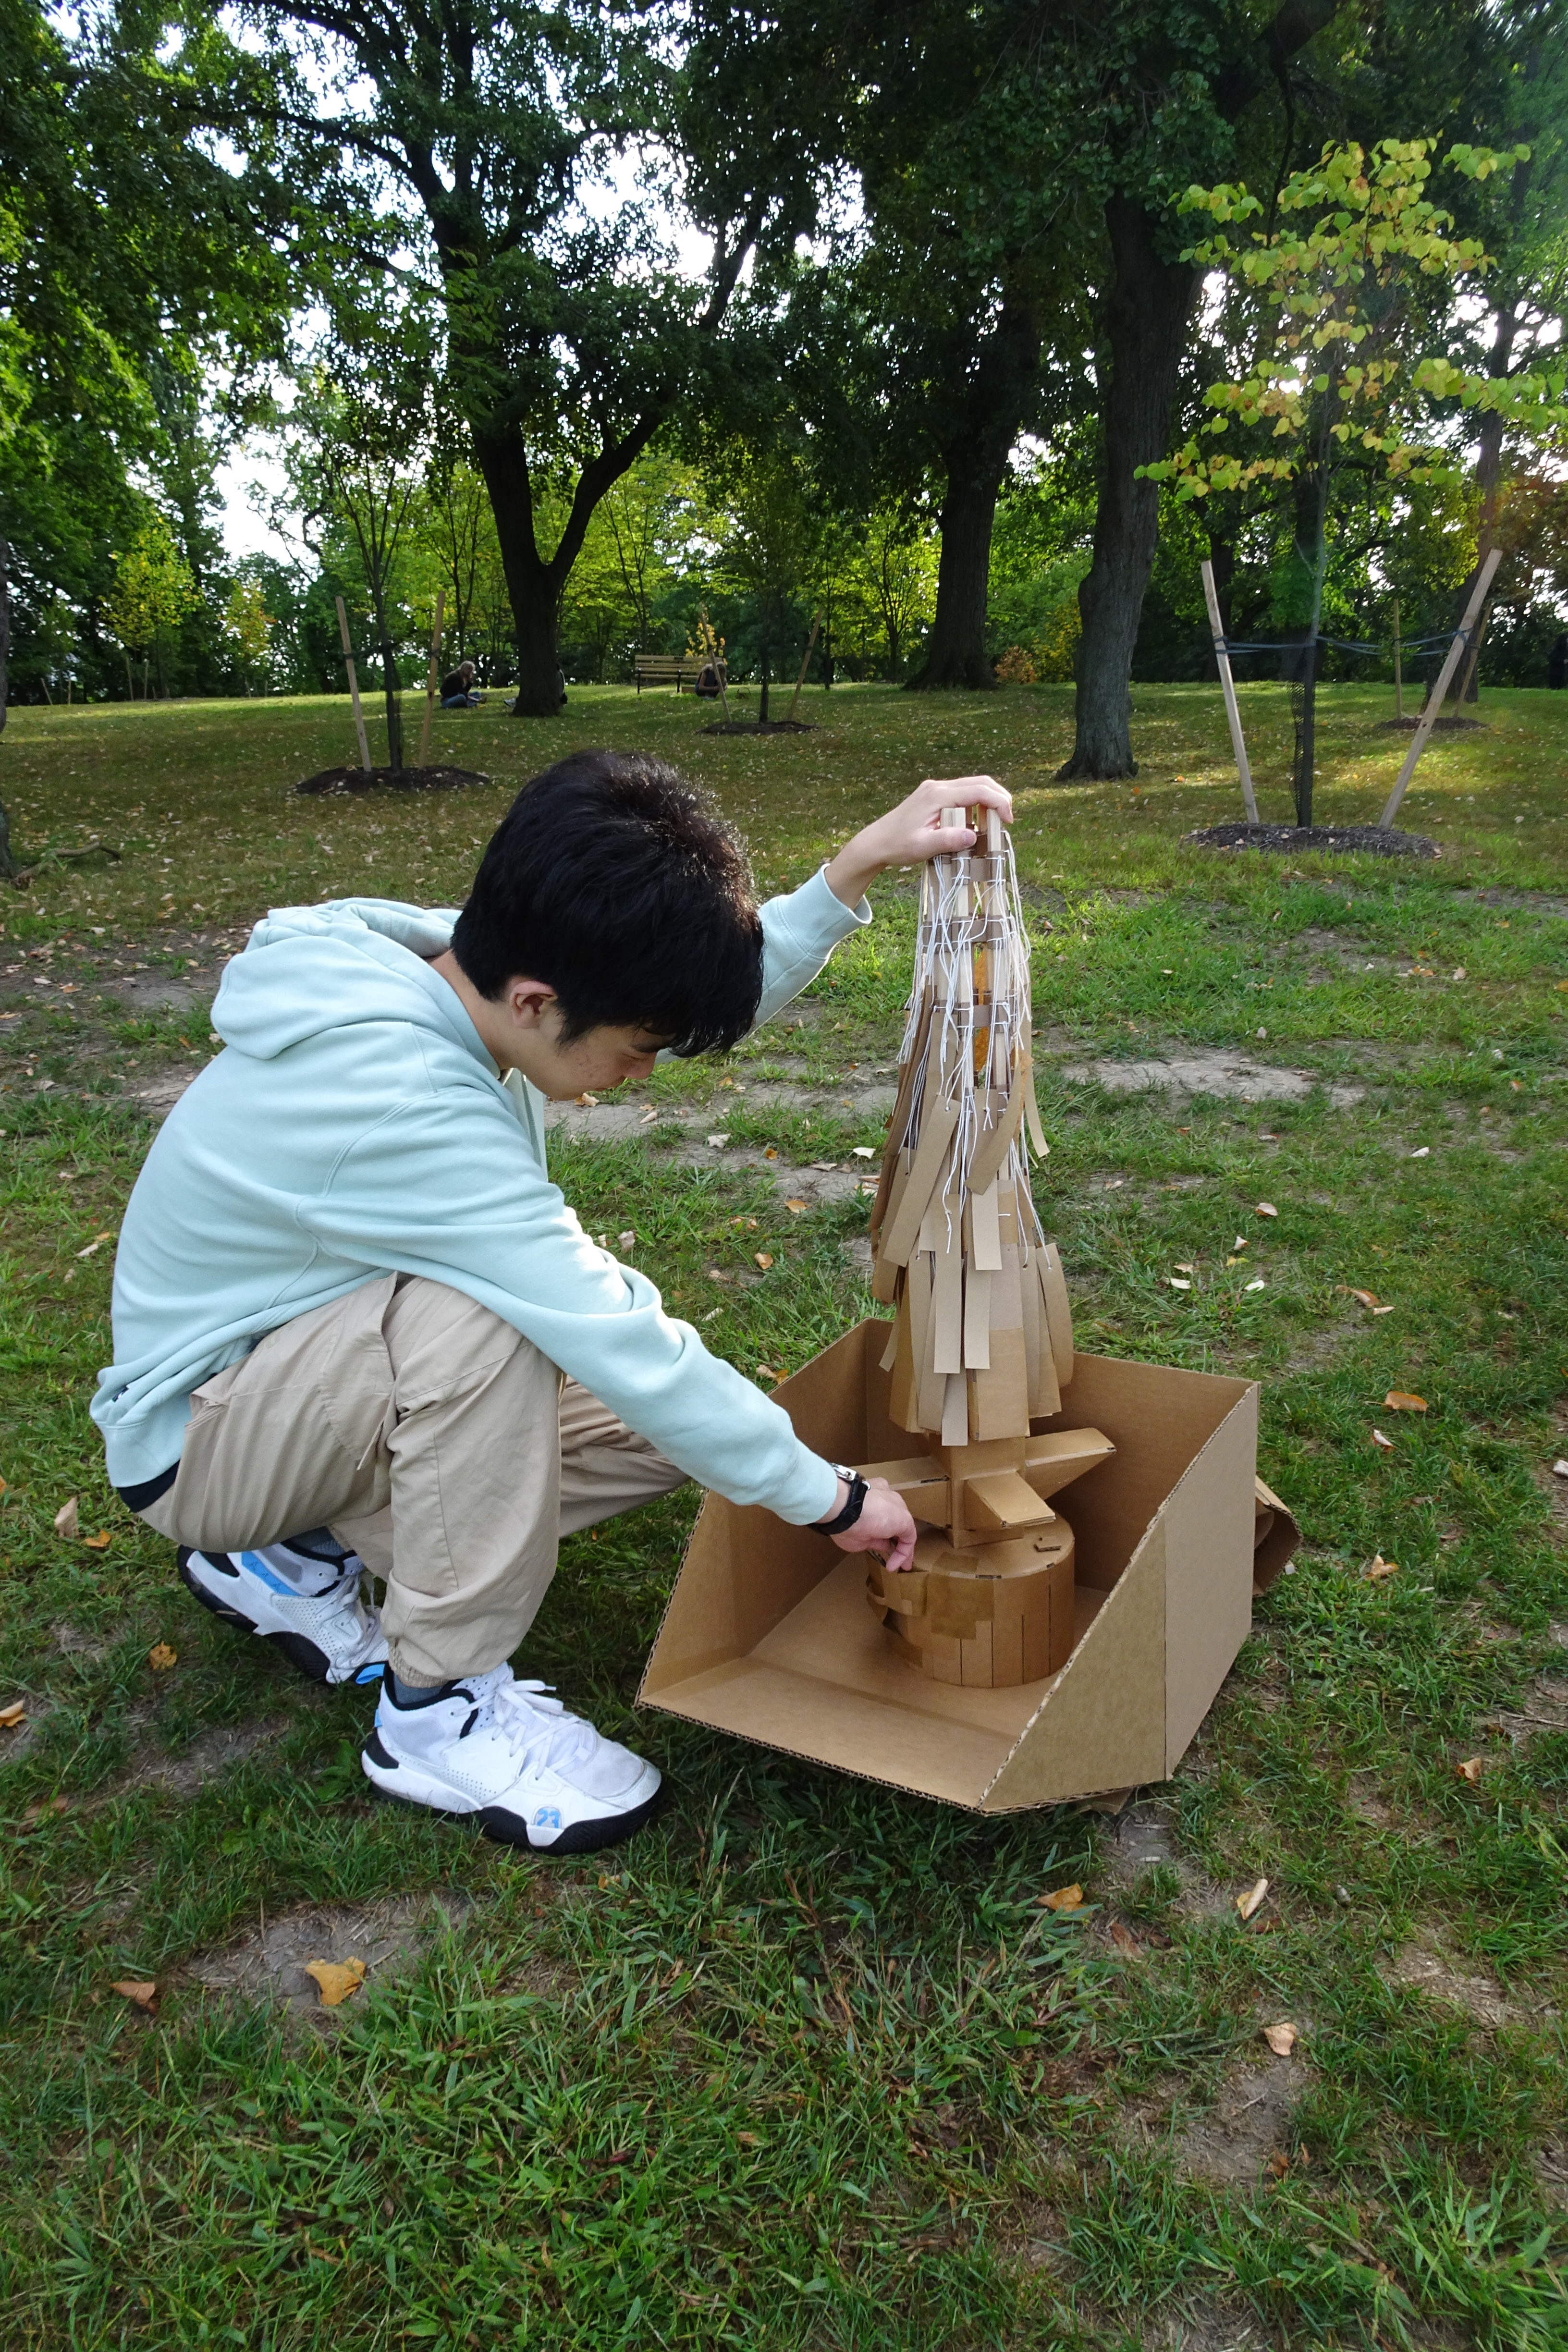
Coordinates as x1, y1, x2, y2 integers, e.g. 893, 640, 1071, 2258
1184, 822, 1439, 858
1376, 714, 1488, 732
294, 765, 491, 796
701, 720, 817, 736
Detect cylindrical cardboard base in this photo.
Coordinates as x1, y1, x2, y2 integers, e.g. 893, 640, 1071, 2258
866, 1519, 1076, 1688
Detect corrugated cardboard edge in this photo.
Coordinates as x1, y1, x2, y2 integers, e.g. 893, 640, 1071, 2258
1252, 1475, 1301, 1595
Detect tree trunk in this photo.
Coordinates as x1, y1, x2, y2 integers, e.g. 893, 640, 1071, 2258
1058, 201, 1199, 777
472, 425, 566, 717
758, 632, 771, 723
908, 304, 1040, 692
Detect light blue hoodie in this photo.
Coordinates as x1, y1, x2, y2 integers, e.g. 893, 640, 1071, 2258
94, 870, 870, 1523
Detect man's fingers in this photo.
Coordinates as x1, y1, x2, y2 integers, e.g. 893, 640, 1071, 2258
919, 774, 1013, 822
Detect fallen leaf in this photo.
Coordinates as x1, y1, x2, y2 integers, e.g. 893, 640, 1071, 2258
83, 1530, 112, 1550
1256, 1026, 1267, 1039
617, 1230, 635, 1248
1109, 1920, 1141, 1955
1409, 1146, 1429, 1159
1225, 1255, 1242, 1267
1236, 1876, 1269, 1921
1366, 1555, 1399, 1581
1245, 1277, 1267, 1293
75, 1239, 101, 1259
53, 1497, 79, 1538
785, 1198, 808, 1214
1232, 1235, 1247, 1250
1168, 1277, 1191, 1290
763, 1146, 778, 1161
706, 1132, 728, 1147
111, 1980, 158, 2008
1175, 1262, 1194, 1273
1267, 2150, 1291, 2179
755, 1364, 775, 1381
1384, 1391, 1427, 1412
1552, 1460, 1568, 1480
851, 1146, 875, 1160
1256, 1202, 1277, 1218
22, 1796, 68, 1824
147, 1642, 177, 1672
1456, 1756, 1483, 1785
1347, 1287, 1380, 1308
1452, 968, 1466, 981
1262, 2021, 1298, 2057
575, 1091, 598, 1107
305, 1957, 366, 2007
811, 1159, 837, 1171
0, 1699, 25, 1729
754, 1252, 774, 1271
1373, 1302, 1396, 1315
1040, 1884, 1083, 1911
706, 1268, 732, 1285
1372, 1427, 1395, 1450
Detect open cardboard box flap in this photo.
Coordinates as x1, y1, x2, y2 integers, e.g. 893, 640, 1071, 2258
639, 1320, 1299, 1811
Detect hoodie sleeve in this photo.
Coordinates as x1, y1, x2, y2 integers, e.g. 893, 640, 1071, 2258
296, 1078, 841, 1526
755, 868, 871, 1026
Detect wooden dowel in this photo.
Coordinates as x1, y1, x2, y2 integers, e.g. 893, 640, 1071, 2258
335, 595, 372, 773
788, 612, 821, 722
1379, 546, 1501, 829
418, 588, 446, 767
1200, 560, 1258, 825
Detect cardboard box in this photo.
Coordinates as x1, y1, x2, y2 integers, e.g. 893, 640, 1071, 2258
638, 1319, 1298, 1812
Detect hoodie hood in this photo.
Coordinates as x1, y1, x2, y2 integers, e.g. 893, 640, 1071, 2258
215, 898, 472, 1064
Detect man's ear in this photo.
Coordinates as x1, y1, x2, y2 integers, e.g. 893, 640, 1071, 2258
503, 978, 559, 1030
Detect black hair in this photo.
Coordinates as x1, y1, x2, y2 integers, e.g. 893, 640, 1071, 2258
451, 748, 764, 1054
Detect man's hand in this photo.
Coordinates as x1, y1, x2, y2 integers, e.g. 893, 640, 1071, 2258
823, 775, 1014, 909
824, 1476, 918, 1574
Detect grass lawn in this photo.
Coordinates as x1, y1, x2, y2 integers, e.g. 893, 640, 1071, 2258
1, 677, 1566, 2349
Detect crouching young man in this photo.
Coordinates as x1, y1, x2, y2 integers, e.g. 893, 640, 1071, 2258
94, 752, 1011, 1854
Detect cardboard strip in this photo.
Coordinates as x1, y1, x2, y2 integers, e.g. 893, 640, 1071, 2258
1019, 1021, 1049, 1158
941, 1371, 968, 1446
880, 1096, 960, 1269
1040, 1243, 1074, 1384
879, 1314, 900, 1373
962, 1265, 992, 1370
931, 1216, 964, 1376
967, 1066, 1028, 1197
971, 1178, 1002, 1272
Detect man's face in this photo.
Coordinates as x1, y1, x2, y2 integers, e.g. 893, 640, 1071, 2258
518, 1005, 670, 1100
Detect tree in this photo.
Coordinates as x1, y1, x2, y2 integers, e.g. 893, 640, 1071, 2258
850, 507, 937, 682
222, 575, 276, 692
101, 513, 201, 699
237, 0, 832, 714
711, 447, 820, 720
1149, 137, 1568, 822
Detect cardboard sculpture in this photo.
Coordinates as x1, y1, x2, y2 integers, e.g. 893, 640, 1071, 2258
637, 806, 1304, 1811
859, 805, 1111, 1689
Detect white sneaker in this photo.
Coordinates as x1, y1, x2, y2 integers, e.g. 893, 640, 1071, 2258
178, 1544, 388, 1686
361, 1664, 662, 1853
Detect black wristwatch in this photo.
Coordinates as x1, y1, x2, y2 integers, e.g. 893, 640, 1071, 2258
811, 1465, 869, 1536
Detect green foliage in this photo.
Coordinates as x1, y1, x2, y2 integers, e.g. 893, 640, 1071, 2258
101, 514, 199, 665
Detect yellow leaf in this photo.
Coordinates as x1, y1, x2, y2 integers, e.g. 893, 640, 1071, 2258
53, 1496, 79, 1539
1237, 1875, 1270, 1921
1347, 1288, 1380, 1308
1456, 1756, 1483, 1784
1262, 2021, 1298, 2056
785, 1199, 807, 1214
111, 1980, 158, 2008
1384, 1391, 1427, 1412
305, 1957, 367, 2007
763, 1146, 778, 1161
1040, 1884, 1084, 1911
1366, 1555, 1399, 1581
147, 1642, 177, 1672
0, 1699, 25, 1729
754, 1252, 774, 1270
1109, 1920, 1141, 1955
83, 1530, 112, 1551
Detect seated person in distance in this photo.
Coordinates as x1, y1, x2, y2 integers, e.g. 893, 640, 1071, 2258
441, 659, 482, 707
96, 754, 1012, 1855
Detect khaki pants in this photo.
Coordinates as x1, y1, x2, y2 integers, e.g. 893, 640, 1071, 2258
139, 1274, 686, 1684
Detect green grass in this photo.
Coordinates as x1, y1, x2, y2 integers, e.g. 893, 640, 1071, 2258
1, 679, 1566, 2348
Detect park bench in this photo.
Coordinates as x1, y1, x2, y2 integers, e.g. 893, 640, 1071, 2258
633, 653, 723, 694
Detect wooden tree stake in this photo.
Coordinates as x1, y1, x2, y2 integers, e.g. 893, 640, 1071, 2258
788, 612, 821, 723
335, 596, 372, 773
1379, 547, 1501, 829
417, 588, 446, 767
1200, 561, 1259, 825
1392, 596, 1403, 721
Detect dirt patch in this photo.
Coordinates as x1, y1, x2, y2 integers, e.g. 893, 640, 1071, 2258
294, 765, 490, 795
701, 720, 816, 735
187, 1888, 472, 2020
1177, 2054, 1304, 2188
1377, 714, 1488, 733
1186, 823, 1439, 859
121, 1714, 288, 1797
1106, 1801, 1235, 1920
1061, 1047, 1362, 1108
1143, 2305, 1271, 2352
1382, 1934, 1521, 2031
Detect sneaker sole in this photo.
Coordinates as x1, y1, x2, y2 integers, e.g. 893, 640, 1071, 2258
361, 1729, 662, 1854
177, 1550, 384, 1688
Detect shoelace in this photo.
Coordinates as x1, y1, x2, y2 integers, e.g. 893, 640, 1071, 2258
493, 1677, 601, 1777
